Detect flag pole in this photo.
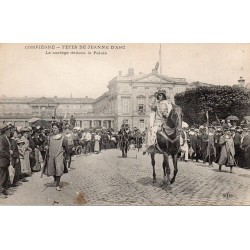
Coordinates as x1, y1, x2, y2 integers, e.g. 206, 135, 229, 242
159, 43, 162, 88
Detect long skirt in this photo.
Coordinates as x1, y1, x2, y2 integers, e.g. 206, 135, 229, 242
94, 141, 100, 152
20, 151, 31, 175
33, 148, 43, 171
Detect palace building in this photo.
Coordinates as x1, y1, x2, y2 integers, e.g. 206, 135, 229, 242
0, 68, 192, 130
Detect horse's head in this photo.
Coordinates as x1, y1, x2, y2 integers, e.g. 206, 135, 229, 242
167, 105, 183, 131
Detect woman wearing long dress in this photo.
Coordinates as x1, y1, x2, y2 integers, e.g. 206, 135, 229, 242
43, 122, 69, 191
218, 129, 235, 173
94, 132, 101, 154
20, 127, 32, 176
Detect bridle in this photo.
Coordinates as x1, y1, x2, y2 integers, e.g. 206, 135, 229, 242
162, 106, 183, 144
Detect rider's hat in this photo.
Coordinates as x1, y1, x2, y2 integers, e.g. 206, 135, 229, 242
156, 89, 167, 100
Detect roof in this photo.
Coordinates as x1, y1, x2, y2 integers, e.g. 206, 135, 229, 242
0, 97, 95, 104
108, 72, 187, 87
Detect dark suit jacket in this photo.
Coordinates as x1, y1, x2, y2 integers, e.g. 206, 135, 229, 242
0, 134, 10, 169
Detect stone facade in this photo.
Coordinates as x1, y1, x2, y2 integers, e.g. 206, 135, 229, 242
0, 68, 191, 130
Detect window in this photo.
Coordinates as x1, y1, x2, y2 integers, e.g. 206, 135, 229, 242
123, 119, 128, 124
122, 84, 129, 92
139, 119, 145, 130
122, 98, 129, 113
175, 87, 184, 93
17, 105, 20, 110
137, 98, 145, 113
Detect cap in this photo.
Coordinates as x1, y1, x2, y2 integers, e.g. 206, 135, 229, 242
16, 139, 25, 144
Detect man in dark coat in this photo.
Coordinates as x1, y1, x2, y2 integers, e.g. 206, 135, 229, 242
190, 129, 200, 162
241, 129, 250, 168
70, 115, 76, 128
28, 127, 36, 172
0, 124, 12, 196
10, 128, 22, 186
198, 126, 208, 163
214, 127, 223, 163
234, 127, 242, 167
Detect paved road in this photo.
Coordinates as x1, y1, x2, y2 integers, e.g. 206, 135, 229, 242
1, 149, 250, 205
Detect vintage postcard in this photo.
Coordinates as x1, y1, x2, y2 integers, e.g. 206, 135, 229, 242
0, 43, 249, 205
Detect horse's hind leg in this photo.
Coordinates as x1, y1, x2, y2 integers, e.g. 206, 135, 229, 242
151, 153, 156, 183
171, 154, 178, 184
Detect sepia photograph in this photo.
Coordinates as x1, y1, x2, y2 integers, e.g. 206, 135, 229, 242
0, 43, 250, 205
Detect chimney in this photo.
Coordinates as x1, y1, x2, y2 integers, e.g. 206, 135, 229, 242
119, 71, 122, 76
128, 68, 134, 76
238, 76, 245, 87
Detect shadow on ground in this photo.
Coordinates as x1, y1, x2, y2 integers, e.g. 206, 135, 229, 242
44, 181, 70, 188
137, 177, 172, 191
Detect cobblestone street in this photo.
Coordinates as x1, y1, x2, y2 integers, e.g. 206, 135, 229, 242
1, 149, 250, 205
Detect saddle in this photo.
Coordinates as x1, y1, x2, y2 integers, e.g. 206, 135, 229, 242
149, 123, 180, 154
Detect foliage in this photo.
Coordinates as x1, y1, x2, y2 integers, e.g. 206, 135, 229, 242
174, 85, 250, 126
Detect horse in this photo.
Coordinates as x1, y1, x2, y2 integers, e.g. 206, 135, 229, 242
150, 104, 183, 188
118, 128, 132, 158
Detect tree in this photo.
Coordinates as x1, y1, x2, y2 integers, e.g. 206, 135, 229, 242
174, 85, 250, 126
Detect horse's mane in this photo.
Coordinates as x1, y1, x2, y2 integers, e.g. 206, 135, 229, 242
167, 103, 182, 128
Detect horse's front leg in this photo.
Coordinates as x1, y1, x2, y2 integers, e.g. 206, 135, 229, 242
171, 154, 178, 184
150, 153, 156, 183
163, 152, 171, 188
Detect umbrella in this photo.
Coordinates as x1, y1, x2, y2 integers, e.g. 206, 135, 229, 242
226, 115, 239, 121
28, 117, 41, 123
182, 121, 189, 128
243, 116, 250, 121
28, 118, 50, 129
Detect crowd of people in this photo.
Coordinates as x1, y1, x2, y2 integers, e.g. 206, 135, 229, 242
0, 120, 126, 197
1, 111, 250, 197
176, 120, 250, 171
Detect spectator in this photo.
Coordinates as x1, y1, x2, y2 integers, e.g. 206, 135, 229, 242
20, 127, 32, 177
0, 124, 12, 196
70, 115, 76, 128
64, 125, 74, 170
180, 127, 189, 162
234, 126, 242, 167
190, 128, 200, 162
94, 132, 101, 154
241, 128, 250, 168
218, 129, 235, 173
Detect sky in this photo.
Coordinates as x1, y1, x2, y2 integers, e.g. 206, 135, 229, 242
0, 43, 249, 99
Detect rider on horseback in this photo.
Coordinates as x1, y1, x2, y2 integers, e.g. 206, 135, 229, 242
143, 89, 173, 154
